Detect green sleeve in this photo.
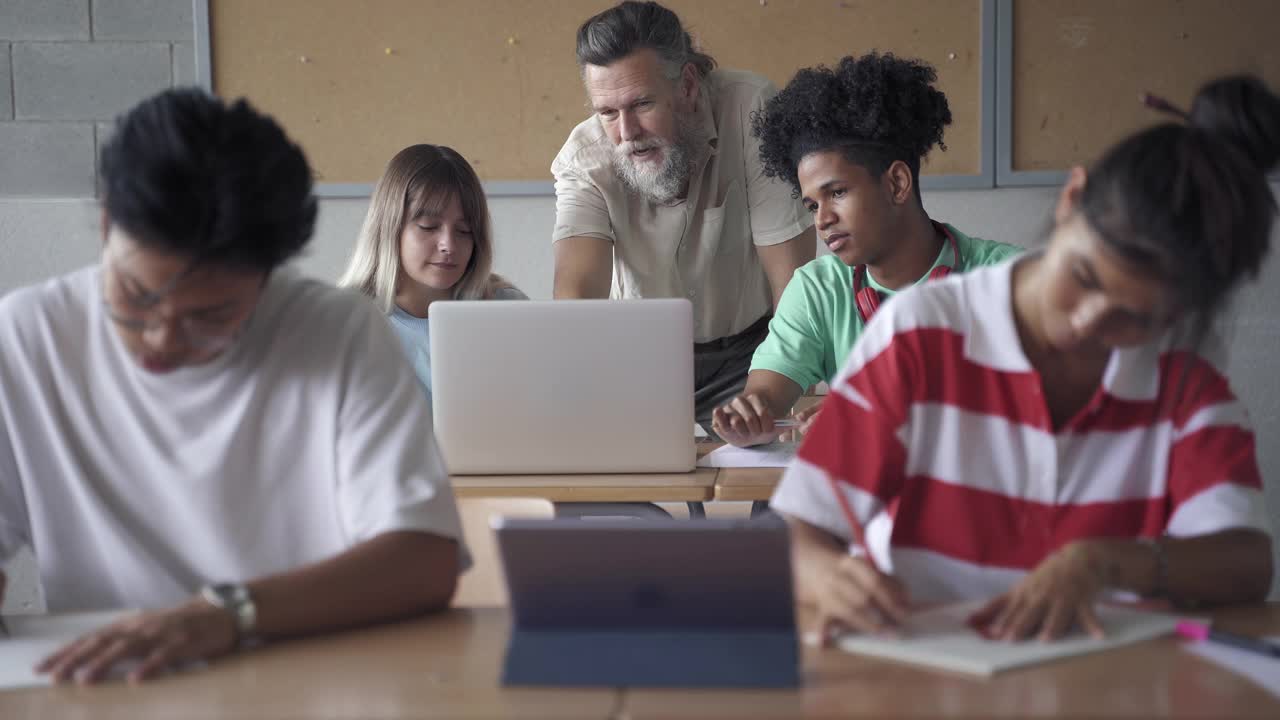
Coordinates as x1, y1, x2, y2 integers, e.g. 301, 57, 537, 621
749, 268, 827, 390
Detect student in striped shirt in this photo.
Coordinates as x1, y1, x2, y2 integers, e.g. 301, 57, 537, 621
773, 75, 1280, 643
713, 53, 1020, 447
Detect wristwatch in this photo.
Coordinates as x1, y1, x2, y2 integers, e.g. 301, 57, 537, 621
200, 582, 258, 643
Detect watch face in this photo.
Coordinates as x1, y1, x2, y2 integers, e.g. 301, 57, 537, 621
203, 583, 256, 635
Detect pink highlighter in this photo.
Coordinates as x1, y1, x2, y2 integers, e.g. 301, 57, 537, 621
1176, 620, 1280, 659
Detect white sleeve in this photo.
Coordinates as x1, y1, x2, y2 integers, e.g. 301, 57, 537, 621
0, 408, 30, 564
334, 302, 470, 569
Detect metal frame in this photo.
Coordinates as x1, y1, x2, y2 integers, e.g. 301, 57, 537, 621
194, 0, 1000, 197
995, 0, 1069, 187
916, 0, 998, 191
194, 0, 211, 91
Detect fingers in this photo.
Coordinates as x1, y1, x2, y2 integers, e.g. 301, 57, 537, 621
1078, 603, 1106, 640
39, 632, 112, 683
714, 395, 780, 446
968, 595, 1006, 631
129, 637, 184, 683
844, 560, 910, 626
1038, 599, 1075, 642
728, 394, 772, 438
819, 558, 910, 639
78, 636, 134, 684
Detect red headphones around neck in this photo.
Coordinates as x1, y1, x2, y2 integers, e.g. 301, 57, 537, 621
853, 224, 961, 323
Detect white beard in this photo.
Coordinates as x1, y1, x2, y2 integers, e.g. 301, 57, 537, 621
609, 110, 709, 204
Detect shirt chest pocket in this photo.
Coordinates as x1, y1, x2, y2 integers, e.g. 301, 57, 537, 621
696, 181, 746, 259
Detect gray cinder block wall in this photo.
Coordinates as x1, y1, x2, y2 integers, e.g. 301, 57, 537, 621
0, 0, 195, 197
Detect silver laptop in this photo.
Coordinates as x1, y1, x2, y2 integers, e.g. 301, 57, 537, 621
429, 299, 695, 474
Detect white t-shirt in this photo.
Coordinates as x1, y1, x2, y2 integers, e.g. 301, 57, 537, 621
0, 266, 466, 612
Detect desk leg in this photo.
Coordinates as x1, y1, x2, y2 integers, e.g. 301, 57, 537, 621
553, 502, 673, 519
686, 501, 706, 519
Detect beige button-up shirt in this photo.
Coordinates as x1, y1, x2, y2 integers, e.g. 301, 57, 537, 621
551, 69, 812, 343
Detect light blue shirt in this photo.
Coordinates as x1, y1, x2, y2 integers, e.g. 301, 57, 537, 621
387, 286, 528, 402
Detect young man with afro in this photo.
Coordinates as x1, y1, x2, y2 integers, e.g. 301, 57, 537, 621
713, 52, 1021, 447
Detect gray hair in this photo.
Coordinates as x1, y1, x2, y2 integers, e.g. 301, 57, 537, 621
576, 1, 715, 81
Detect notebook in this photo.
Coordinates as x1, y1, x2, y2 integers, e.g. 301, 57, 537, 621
697, 441, 797, 468
836, 600, 1181, 676
0, 611, 129, 688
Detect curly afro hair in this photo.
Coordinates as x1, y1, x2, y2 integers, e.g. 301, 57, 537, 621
752, 52, 951, 198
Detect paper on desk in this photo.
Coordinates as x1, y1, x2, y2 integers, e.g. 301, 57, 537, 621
837, 601, 1181, 677
1184, 634, 1280, 698
0, 610, 129, 689
696, 442, 797, 468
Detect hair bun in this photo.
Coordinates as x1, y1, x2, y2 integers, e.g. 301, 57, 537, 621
1188, 75, 1280, 174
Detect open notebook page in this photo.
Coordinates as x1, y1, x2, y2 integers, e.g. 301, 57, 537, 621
837, 600, 1181, 677
0, 611, 130, 689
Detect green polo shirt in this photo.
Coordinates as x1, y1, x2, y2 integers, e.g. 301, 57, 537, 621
750, 223, 1022, 390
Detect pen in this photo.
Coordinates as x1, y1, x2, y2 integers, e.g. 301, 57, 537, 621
826, 474, 880, 573
772, 419, 799, 429
1177, 620, 1280, 659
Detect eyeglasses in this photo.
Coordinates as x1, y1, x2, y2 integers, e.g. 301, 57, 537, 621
100, 261, 246, 351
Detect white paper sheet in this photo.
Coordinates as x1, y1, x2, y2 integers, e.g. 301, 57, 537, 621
837, 601, 1181, 677
1184, 634, 1280, 698
0, 611, 129, 689
696, 442, 797, 468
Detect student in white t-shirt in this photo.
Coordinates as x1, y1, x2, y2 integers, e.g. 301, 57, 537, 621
338, 144, 527, 403
0, 89, 466, 684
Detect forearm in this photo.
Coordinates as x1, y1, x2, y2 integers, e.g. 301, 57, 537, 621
246, 530, 460, 640
1086, 529, 1272, 606
553, 236, 613, 299
743, 370, 805, 418
786, 515, 847, 609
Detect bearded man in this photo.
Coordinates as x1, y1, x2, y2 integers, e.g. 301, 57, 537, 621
550, 1, 815, 428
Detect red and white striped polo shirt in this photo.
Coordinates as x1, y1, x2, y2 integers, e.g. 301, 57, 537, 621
771, 258, 1268, 603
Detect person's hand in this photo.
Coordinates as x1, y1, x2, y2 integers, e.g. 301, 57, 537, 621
779, 398, 824, 442
969, 541, 1108, 642
711, 393, 785, 447
37, 597, 238, 684
814, 554, 910, 645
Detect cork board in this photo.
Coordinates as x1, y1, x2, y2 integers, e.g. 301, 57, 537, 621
1012, 0, 1280, 172
211, 0, 984, 184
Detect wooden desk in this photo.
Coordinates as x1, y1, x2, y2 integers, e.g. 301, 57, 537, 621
0, 609, 614, 719
626, 604, 1280, 719
5, 605, 1276, 718
452, 468, 717, 504
710, 394, 823, 503
714, 466, 783, 503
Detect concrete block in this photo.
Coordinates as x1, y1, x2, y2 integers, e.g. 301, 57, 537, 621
13, 42, 171, 120
0, 0, 89, 41
0, 122, 96, 197
173, 42, 198, 87
92, 0, 193, 43
0, 43, 11, 120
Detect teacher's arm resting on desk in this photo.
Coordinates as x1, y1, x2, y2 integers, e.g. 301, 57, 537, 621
553, 235, 613, 299
32, 531, 459, 684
